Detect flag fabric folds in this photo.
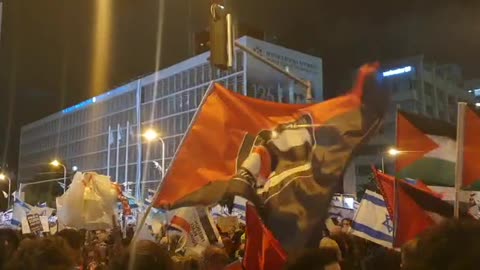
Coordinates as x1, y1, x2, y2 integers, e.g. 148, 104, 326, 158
169, 207, 221, 250
396, 110, 457, 187
373, 169, 453, 247
462, 105, 480, 189
12, 198, 32, 226
153, 63, 388, 252
352, 190, 393, 248
243, 204, 287, 270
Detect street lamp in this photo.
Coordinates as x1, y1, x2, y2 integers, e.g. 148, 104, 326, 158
0, 173, 11, 209
50, 160, 67, 193
381, 147, 401, 172
72, 166, 78, 172
388, 148, 400, 157
142, 129, 166, 180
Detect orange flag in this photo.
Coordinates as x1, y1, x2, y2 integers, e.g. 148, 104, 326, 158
153, 63, 388, 252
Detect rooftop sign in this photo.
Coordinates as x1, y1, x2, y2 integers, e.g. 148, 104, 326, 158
382, 66, 412, 77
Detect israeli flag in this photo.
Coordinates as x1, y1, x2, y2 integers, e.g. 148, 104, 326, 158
352, 190, 393, 248
12, 198, 32, 226
231, 196, 247, 223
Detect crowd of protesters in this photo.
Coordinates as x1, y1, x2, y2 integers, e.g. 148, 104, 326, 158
0, 217, 479, 270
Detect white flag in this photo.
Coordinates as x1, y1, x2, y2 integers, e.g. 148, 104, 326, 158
117, 130, 122, 142
351, 190, 393, 248
108, 129, 115, 145
170, 207, 221, 249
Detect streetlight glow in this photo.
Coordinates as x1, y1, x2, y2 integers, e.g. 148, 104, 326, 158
143, 129, 159, 142
50, 160, 60, 167
0, 172, 11, 209
49, 160, 67, 193
72, 166, 78, 172
388, 148, 400, 156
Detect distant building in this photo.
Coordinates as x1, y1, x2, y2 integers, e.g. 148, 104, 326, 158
18, 36, 323, 201
465, 79, 480, 104
344, 55, 475, 196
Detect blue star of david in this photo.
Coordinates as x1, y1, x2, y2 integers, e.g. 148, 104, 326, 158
382, 214, 394, 234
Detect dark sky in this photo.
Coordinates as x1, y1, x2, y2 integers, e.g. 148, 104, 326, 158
0, 0, 479, 172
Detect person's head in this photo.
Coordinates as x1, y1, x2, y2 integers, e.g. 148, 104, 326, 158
0, 228, 20, 268
286, 248, 341, 270
402, 219, 480, 270
341, 218, 352, 233
322, 228, 330, 238
203, 245, 230, 270
319, 237, 342, 262
109, 240, 171, 270
5, 236, 74, 270
57, 229, 84, 265
57, 229, 84, 250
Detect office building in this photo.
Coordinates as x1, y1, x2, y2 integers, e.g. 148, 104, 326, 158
18, 36, 323, 200
344, 55, 475, 195
465, 79, 480, 104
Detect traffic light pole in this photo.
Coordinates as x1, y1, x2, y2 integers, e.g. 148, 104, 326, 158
234, 41, 313, 103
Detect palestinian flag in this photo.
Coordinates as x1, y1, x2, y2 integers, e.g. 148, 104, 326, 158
153, 63, 388, 253
396, 110, 456, 186
462, 105, 480, 189
373, 169, 453, 247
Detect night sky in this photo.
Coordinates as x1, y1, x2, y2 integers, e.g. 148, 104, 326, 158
0, 0, 479, 173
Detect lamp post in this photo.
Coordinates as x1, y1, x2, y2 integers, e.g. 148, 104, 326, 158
381, 148, 401, 173
50, 160, 67, 193
142, 129, 166, 180
0, 173, 11, 209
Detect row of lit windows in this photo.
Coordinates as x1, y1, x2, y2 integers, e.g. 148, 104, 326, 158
21, 92, 137, 143
19, 64, 246, 181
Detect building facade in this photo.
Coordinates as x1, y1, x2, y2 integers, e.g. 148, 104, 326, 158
344, 56, 475, 195
18, 36, 323, 200
465, 79, 480, 104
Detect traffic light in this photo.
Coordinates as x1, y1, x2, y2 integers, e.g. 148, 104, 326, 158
209, 2, 233, 70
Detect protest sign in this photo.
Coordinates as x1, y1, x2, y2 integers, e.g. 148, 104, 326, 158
26, 214, 43, 234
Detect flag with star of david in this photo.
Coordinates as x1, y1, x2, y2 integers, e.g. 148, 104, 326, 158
352, 190, 393, 248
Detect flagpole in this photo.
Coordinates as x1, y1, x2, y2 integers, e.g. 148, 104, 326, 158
393, 177, 399, 247
116, 123, 121, 182
107, 125, 112, 176
125, 121, 130, 193
132, 82, 216, 243
454, 102, 467, 218
392, 106, 400, 245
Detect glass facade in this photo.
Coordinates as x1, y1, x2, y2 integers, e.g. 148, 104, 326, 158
18, 37, 323, 201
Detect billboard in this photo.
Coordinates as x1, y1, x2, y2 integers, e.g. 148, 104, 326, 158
240, 36, 323, 103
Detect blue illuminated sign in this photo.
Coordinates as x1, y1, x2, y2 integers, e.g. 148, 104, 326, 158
62, 92, 111, 114
382, 66, 412, 77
